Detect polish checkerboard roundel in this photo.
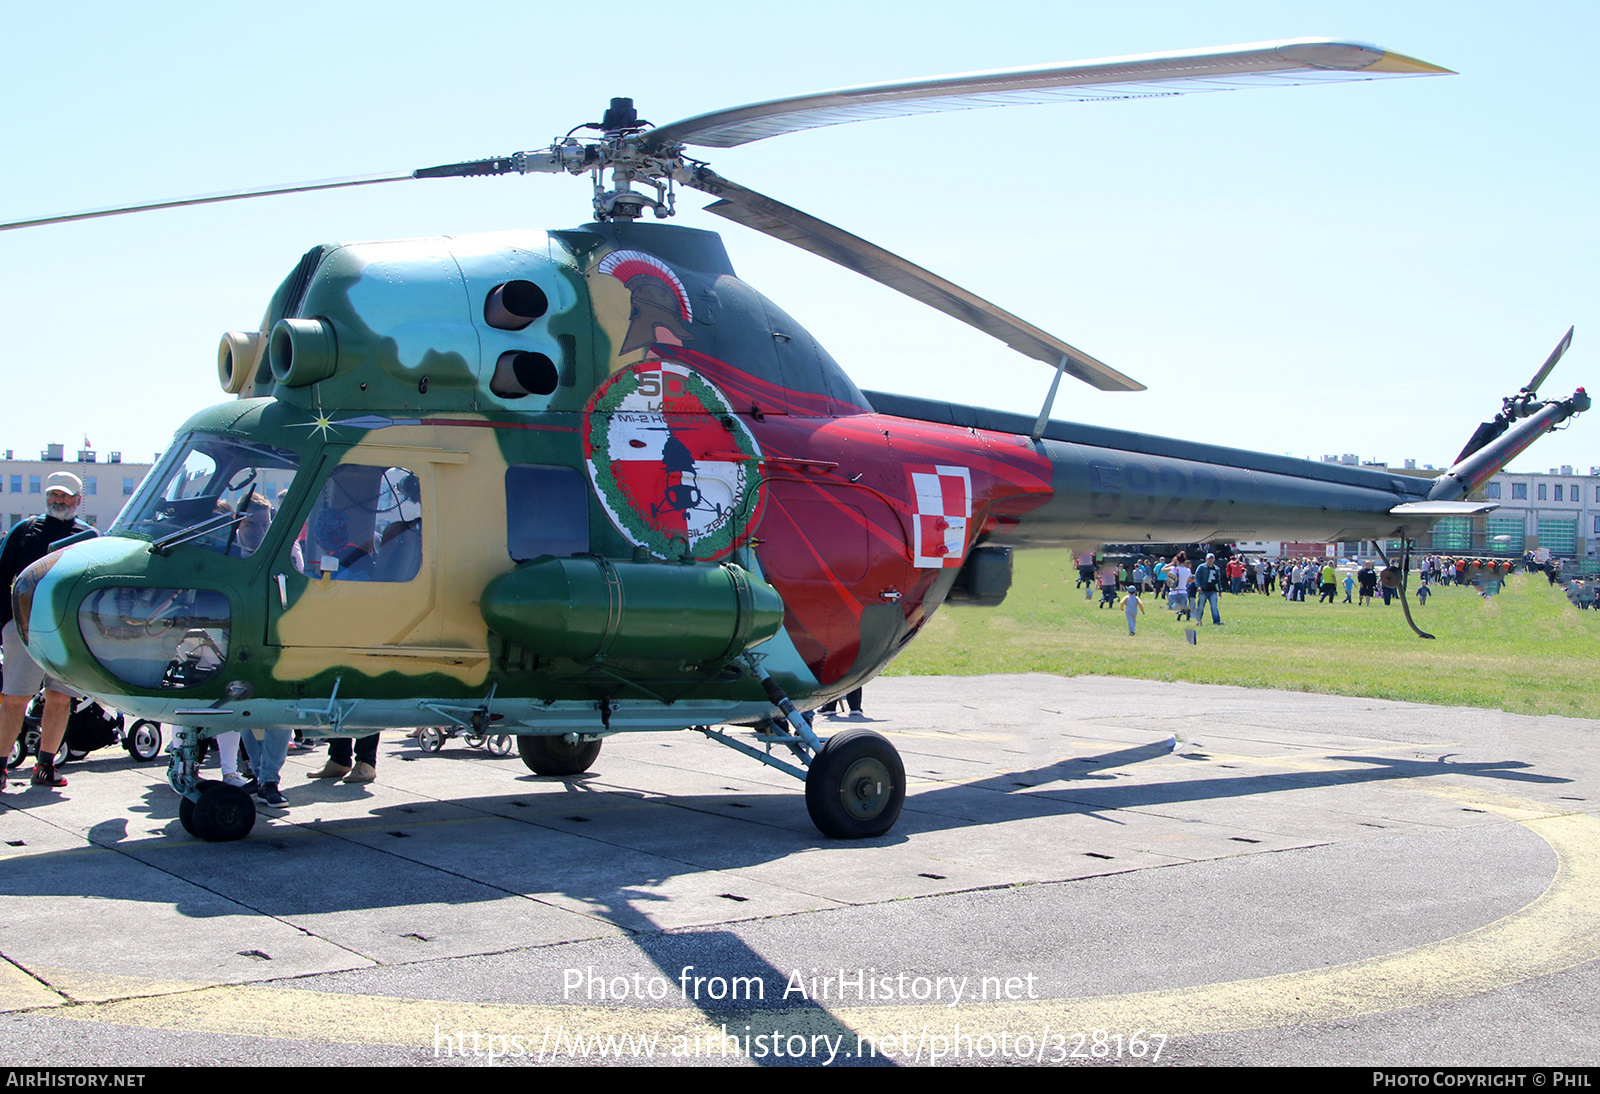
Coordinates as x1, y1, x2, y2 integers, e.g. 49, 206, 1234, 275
584, 362, 764, 560
907, 464, 972, 568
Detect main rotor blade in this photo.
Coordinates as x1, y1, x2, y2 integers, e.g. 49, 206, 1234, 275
647, 38, 1450, 150
0, 172, 416, 232
1524, 325, 1575, 394
0, 155, 525, 232
688, 168, 1143, 392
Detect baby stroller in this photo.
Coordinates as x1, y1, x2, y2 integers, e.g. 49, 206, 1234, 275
5, 691, 161, 769
416, 726, 515, 756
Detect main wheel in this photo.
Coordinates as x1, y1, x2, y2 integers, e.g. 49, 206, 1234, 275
190, 784, 256, 842
125, 720, 163, 762
417, 727, 446, 753
518, 735, 601, 776
804, 729, 905, 839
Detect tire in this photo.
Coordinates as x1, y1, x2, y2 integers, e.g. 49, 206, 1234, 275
464, 733, 487, 750
50, 738, 70, 767
6, 737, 23, 770
486, 734, 513, 757
418, 727, 446, 753
518, 735, 601, 776
190, 783, 256, 842
177, 794, 197, 837
125, 720, 163, 762
804, 728, 905, 839
176, 779, 217, 837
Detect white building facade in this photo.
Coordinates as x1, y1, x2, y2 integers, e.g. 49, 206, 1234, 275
1, 445, 156, 532
1456, 465, 1600, 559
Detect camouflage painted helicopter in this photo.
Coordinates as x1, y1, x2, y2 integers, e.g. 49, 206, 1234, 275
2, 39, 1587, 842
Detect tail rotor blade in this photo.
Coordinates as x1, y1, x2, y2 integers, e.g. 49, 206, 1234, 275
1451, 326, 1579, 466
1524, 325, 1574, 395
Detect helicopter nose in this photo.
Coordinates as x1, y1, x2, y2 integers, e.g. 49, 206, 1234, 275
12, 536, 233, 697
12, 538, 120, 681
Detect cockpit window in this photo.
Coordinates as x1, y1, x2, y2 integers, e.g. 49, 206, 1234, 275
296, 465, 422, 582
115, 435, 300, 557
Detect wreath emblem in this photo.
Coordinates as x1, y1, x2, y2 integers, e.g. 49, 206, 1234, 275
583, 361, 764, 560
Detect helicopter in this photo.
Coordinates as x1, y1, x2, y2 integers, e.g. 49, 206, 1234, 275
2, 38, 1587, 843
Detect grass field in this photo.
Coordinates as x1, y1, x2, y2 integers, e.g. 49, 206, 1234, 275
884, 551, 1600, 719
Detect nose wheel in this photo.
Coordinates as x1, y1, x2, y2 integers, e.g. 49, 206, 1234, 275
804, 728, 904, 839
177, 781, 257, 842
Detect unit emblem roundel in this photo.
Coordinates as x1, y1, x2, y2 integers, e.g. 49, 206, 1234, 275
583, 361, 764, 560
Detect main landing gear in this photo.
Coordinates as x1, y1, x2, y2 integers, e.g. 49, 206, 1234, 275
694, 658, 908, 840
517, 734, 603, 776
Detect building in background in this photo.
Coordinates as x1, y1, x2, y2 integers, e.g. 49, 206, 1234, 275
1452, 465, 1600, 559
1, 444, 157, 532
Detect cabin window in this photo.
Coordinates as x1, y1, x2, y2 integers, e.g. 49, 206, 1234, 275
506, 465, 589, 561
297, 464, 423, 582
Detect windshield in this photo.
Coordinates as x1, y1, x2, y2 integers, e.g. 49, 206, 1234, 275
114, 434, 301, 556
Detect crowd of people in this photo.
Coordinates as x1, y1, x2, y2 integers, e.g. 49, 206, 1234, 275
1073, 546, 1582, 632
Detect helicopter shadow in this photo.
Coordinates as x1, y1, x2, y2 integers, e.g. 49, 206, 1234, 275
0, 731, 1568, 929
885, 740, 1569, 837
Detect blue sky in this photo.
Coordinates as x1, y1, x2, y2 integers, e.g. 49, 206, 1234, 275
1, 1, 1594, 475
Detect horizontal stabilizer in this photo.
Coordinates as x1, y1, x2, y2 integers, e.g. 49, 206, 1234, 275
1389, 501, 1498, 517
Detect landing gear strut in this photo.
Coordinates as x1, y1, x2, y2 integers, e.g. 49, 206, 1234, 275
170, 726, 257, 842
711, 656, 906, 840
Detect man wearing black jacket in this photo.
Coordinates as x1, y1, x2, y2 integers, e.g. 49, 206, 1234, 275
0, 472, 97, 790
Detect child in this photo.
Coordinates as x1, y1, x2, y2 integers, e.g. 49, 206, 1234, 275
1124, 584, 1145, 635
1416, 580, 1430, 606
